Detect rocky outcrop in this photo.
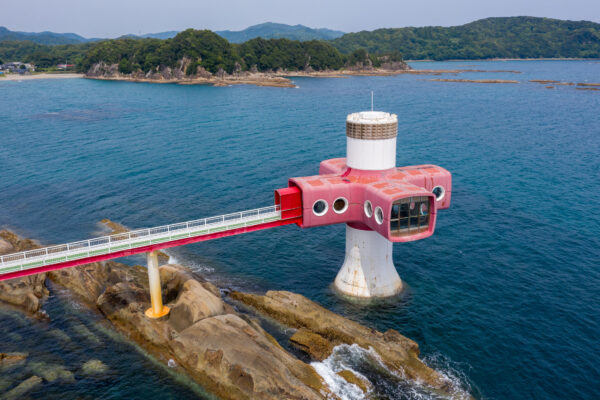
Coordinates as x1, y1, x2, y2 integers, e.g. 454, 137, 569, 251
230, 290, 455, 396
290, 328, 333, 361
84, 60, 296, 88
94, 263, 327, 399
0, 228, 470, 398
0, 231, 48, 315
170, 314, 326, 400
337, 369, 371, 394
48, 260, 147, 307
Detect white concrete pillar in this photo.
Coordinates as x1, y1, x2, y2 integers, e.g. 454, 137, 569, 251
145, 250, 170, 318
334, 111, 402, 298
334, 225, 402, 298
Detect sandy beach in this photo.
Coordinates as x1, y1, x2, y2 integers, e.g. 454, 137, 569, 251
0, 73, 83, 81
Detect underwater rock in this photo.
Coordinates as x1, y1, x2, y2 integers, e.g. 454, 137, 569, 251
48, 329, 71, 343
3, 375, 42, 400
81, 359, 108, 375
230, 290, 454, 395
28, 361, 75, 383
72, 323, 102, 345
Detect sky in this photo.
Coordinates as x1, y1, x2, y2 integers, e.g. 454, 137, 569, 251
2, 0, 599, 38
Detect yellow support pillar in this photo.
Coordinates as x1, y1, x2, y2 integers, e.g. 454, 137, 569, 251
145, 250, 170, 318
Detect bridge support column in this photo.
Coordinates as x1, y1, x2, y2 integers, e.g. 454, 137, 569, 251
334, 225, 403, 298
145, 250, 170, 318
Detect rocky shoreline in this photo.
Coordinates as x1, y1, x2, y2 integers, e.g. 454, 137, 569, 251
84, 60, 422, 88
0, 226, 470, 399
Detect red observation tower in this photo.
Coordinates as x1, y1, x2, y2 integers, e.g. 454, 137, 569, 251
0, 111, 452, 313
275, 111, 452, 298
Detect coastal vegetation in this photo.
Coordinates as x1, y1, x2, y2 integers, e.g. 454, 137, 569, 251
1, 17, 599, 74
331, 17, 600, 59
0, 40, 92, 69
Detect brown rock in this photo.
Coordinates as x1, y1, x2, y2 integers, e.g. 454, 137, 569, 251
168, 279, 224, 332
230, 290, 453, 395
337, 369, 371, 394
96, 281, 171, 349
0, 352, 28, 368
0, 238, 14, 254
0, 230, 48, 314
290, 328, 333, 360
49, 260, 147, 306
169, 314, 325, 400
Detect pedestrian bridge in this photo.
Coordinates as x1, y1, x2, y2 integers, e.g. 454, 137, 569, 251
0, 205, 294, 281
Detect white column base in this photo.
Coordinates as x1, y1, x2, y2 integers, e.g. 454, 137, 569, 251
334, 225, 402, 298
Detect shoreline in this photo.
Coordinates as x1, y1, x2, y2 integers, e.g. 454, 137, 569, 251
0, 73, 84, 81
406, 57, 600, 62
84, 66, 527, 88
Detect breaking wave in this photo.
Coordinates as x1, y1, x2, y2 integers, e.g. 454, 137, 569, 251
312, 344, 472, 400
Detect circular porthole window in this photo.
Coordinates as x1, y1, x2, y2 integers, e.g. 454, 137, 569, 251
364, 200, 373, 217
374, 206, 384, 225
312, 199, 328, 216
432, 186, 445, 201
333, 197, 348, 214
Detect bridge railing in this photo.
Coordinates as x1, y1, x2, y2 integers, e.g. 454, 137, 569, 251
0, 205, 280, 272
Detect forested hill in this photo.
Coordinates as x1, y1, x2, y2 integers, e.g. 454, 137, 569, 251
0, 29, 405, 72
0, 26, 88, 45
216, 22, 345, 43
331, 17, 600, 60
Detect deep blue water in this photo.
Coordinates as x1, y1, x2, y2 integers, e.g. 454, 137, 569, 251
1, 60, 599, 399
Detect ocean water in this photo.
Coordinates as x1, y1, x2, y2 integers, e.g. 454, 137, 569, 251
0, 60, 599, 399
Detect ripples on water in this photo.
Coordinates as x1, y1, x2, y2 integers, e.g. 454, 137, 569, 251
0, 60, 599, 399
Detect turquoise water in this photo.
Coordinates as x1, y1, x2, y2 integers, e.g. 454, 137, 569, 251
0, 60, 599, 399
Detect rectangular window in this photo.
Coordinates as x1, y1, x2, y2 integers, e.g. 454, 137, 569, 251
390, 196, 430, 237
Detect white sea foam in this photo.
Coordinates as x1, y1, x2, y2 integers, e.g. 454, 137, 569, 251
312, 344, 473, 400
311, 344, 374, 400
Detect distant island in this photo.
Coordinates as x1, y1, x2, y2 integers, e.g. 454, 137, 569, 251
0, 17, 599, 86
